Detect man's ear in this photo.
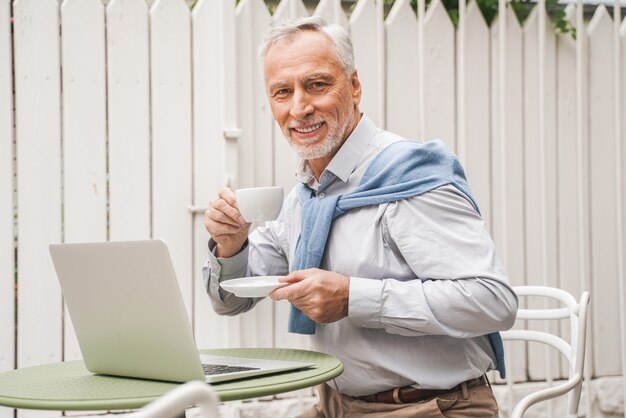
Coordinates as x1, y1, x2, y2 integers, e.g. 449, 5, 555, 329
351, 70, 362, 106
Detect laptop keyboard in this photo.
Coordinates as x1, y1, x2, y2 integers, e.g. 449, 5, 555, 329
202, 363, 261, 376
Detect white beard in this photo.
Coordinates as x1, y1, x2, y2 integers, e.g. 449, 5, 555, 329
286, 105, 355, 160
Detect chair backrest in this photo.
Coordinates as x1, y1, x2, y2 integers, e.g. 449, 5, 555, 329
501, 286, 590, 418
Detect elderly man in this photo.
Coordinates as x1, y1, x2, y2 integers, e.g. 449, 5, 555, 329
203, 16, 517, 417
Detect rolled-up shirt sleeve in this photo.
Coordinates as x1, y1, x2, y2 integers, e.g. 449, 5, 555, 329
347, 185, 518, 338
202, 206, 291, 316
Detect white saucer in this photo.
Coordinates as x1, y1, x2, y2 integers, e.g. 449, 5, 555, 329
220, 276, 288, 297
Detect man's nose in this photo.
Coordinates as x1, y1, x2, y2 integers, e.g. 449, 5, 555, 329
290, 90, 314, 120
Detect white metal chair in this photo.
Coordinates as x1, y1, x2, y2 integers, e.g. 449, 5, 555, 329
502, 286, 590, 418
131, 381, 220, 418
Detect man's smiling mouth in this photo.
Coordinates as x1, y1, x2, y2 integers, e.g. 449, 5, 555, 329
292, 121, 324, 133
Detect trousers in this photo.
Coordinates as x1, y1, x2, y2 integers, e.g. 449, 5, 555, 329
297, 381, 499, 418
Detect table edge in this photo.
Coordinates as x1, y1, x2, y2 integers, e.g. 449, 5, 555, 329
216, 361, 344, 402
0, 351, 344, 410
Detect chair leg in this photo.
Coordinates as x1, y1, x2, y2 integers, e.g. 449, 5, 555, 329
567, 380, 583, 417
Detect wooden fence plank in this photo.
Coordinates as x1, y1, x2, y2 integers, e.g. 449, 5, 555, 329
220, 0, 240, 198
235, 0, 273, 190
385, 0, 419, 139
350, 0, 385, 128
191, 0, 228, 349
523, 6, 560, 381
274, 0, 309, 20
13, 0, 63, 370
13, 2, 63, 417
314, 0, 348, 28
422, 0, 456, 150
150, 0, 194, 316
622, 17, 626, 356
106, 0, 151, 241
459, 0, 491, 228
0, 1, 15, 416
60, 0, 107, 362
191, 0, 242, 349
217, 0, 243, 349
490, 7, 526, 383
588, 5, 621, 376
234, 0, 275, 349
556, 4, 590, 376
617, 8, 626, 406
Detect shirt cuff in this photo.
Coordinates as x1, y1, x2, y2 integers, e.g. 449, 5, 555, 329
348, 277, 384, 329
207, 238, 249, 281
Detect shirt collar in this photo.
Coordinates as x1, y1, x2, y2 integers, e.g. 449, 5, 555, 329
295, 114, 378, 186
295, 159, 318, 189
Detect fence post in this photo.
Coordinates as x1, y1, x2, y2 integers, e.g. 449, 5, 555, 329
0, 1, 15, 417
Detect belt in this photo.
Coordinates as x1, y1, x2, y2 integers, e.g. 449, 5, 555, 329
356, 375, 488, 404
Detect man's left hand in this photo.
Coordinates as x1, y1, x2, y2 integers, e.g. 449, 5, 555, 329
270, 269, 349, 324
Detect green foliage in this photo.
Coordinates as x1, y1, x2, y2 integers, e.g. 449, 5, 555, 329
547, 0, 577, 39
195, 0, 576, 39
392, 0, 576, 38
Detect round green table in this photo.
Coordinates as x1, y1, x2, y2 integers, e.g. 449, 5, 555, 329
0, 348, 343, 411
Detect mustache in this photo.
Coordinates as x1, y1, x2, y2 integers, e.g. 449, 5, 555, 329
288, 119, 324, 129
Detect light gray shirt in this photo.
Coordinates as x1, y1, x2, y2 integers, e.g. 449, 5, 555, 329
202, 114, 517, 396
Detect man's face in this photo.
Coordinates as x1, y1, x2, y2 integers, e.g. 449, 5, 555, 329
264, 30, 361, 161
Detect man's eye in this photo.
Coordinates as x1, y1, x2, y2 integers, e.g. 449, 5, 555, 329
311, 82, 326, 89
274, 89, 290, 97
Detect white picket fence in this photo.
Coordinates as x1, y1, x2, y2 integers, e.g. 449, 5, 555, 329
1, 0, 626, 416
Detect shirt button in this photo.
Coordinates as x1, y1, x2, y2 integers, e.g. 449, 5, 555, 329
318, 192, 325, 198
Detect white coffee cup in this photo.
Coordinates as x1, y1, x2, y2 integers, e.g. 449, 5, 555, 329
235, 186, 284, 223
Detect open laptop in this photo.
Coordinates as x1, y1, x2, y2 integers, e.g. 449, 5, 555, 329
49, 239, 313, 383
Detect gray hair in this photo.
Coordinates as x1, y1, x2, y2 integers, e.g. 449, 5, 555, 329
258, 16, 355, 76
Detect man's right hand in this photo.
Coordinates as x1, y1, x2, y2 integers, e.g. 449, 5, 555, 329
204, 187, 250, 258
